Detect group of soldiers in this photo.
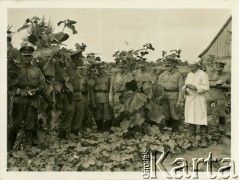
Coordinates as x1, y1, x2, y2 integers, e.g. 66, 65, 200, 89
7, 43, 230, 151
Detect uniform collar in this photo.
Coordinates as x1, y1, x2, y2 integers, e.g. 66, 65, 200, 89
166, 68, 176, 75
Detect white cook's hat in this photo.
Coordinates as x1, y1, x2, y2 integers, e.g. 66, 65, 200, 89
188, 59, 200, 66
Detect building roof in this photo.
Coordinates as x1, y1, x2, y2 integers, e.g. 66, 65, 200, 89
198, 16, 232, 58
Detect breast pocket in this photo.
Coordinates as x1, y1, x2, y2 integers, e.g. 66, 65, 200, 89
168, 78, 179, 89
28, 71, 39, 86
169, 78, 178, 84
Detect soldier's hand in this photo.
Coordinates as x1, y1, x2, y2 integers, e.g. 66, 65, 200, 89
109, 101, 114, 108
19, 89, 28, 96
155, 98, 161, 105
176, 101, 183, 109
28, 89, 37, 96
216, 79, 224, 85
176, 102, 180, 109
64, 76, 70, 82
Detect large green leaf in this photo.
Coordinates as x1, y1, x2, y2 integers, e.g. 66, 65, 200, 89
148, 103, 164, 124
142, 81, 153, 98
33, 45, 60, 58
130, 112, 145, 127
152, 84, 164, 101
28, 34, 38, 45
43, 60, 55, 77
147, 125, 160, 136
124, 92, 147, 113
65, 82, 73, 93
120, 120, 130, 133
54, 32, 69, 42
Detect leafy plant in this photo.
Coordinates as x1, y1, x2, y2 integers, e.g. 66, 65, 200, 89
57, 19, 78, 34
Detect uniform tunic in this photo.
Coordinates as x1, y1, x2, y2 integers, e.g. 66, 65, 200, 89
206, 71, 230, 117
134, 69, 154, 98
8, 64, 45, 149
183, 69, 209, 125
157, 70, 184, 120
61, 65, 88, 132
110, 72, 134, 118
94, 74, 111, 121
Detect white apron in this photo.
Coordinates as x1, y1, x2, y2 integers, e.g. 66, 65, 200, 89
183, 69, 209, 125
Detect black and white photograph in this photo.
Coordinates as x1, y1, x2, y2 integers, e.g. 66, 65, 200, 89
1, 1, 239, 180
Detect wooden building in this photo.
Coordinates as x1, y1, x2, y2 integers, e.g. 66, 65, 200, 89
198, 16, 232, 72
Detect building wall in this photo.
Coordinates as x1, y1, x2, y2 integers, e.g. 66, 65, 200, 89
200, 19, 231, 72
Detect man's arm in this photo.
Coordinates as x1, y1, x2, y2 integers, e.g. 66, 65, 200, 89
196, 72, 209, 93
177, 73, 184, 103
109, 74, 115, 107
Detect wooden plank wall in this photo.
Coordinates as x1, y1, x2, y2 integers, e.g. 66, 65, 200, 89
202, 20, 231, 60
201, 19, 231, 72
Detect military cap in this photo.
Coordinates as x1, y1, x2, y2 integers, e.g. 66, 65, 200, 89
137, 57, 147, 67
89, 65, 97, 71
99, 62, 107, 69
213, 61, 226, 71
95, 57, 101, 61
116, 59, 127, 67
164, 57, 178, 65
188, 59, 200, 66
70, 49, 84, 59
78, 64, 88, 70
19, 44, 34, 56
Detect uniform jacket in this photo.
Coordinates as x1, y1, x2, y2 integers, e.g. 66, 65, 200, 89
157, 70, 183, 101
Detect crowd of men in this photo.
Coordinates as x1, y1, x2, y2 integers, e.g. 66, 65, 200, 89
7, 43, 231, 151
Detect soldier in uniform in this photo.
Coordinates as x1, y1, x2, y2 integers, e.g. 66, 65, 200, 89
8, 44, 45, 150
93, 63, 112, 132
59, 50, 88, 139
78, 65, 91, 132
87, 65, 98, 128
109, 59, 134, 126
157, 58, 184, 131
134, 58, 154, 84
207, 61, 230, 125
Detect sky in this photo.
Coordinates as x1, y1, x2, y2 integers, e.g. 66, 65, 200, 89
8, 8, 231, 62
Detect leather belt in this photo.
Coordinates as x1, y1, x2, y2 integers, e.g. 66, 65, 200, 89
114, 90, 124, 93
19, 85, 35, 90
164, 89, 178, 92
95, 90, 109, 93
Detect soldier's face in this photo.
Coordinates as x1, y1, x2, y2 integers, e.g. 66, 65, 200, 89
140, 66, 145, 71
81, 69, 87, 76
118, 66, 125, 73
90, 70, 97, 76
99, 68, 105, 74
164, 64, 173, 72
22, 55, 32, 64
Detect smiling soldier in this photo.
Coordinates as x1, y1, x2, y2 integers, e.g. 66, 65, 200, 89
157, 57, 184, 131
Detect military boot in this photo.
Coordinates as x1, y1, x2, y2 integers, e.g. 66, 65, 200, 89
163, 119, 173, 131
95, 120, 103, 132
172, 120, 180, 131
219, 117, 226, 125
71, 130, 79, 136
69, 130, 80, 140
26, 130, 38, 146
103, 120, 112, 132
58, 129, 67, 140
